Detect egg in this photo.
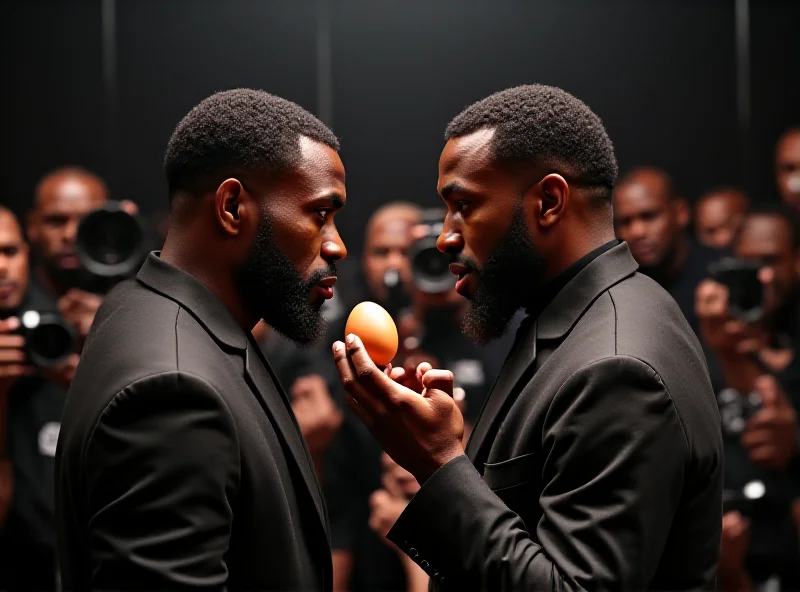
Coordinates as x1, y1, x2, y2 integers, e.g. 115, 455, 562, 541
345, 302, 399, 366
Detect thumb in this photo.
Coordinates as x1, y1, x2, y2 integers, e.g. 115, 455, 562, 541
421, 369, 454, 397
755, 374, 785, 408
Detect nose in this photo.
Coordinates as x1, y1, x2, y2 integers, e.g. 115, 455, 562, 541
64, 217, 80, 245
386, 251, 406, 271
437, 226, 464, 255
321, 230, 347, 264
627, 220, 649, 241
0, 256, 8, 277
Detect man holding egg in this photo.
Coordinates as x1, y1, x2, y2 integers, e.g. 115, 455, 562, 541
334, 85, 723, 590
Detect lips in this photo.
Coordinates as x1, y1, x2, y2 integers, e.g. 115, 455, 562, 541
449, 263, 473, 296
315, 276, 337, 300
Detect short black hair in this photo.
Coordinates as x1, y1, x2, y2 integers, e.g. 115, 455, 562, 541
445, 84, 618, 200
164, 88, 339, 199
742, 202, 800, 251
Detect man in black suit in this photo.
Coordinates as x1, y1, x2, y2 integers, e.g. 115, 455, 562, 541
55, 89, 347, 590
333, 85, 723, 590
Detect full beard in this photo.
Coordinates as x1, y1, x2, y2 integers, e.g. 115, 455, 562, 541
236, 211, 334, 346
459, 206, 547, 344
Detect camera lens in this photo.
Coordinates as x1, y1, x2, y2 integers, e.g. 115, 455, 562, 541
76, 203, 147, 279
409, 236, 456, 294
20, 310, 76, 368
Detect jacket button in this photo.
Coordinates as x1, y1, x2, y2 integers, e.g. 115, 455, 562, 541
408, 548, 419, 558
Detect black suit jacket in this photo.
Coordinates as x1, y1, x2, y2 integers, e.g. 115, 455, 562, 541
55, 253, 332, 591
387, 243, 723, 591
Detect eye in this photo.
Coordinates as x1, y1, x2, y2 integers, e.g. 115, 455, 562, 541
317, 209, 331, 221
455, 200, 470, 214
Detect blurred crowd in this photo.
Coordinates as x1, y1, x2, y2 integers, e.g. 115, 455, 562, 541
1, 126, 800, 591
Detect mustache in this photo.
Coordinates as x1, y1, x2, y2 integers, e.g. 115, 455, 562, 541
306, 263, 338, 287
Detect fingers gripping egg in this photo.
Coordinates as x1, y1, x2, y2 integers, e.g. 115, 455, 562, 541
345, 302, 399, 366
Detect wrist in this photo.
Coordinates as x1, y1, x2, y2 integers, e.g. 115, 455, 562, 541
414, 447, 465, 485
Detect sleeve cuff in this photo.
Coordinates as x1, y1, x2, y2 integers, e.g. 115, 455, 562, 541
387, 455, 487, 587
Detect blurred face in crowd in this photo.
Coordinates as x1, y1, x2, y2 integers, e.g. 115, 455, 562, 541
362, 208, 418, 302
734, 213, 799, 317
776, 129, 800, 211
0, 209, 30, 312
694, 190, 748, 250
27, 169, 108, 276
233, 137, 347, 344
435, 128, 547, 343
613, 170, 689, 270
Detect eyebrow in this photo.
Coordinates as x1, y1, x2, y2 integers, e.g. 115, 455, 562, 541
440, 182, 477, 199
330, 193, 345, 209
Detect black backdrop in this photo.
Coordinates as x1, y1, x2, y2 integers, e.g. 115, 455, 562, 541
2, 0, 798, 253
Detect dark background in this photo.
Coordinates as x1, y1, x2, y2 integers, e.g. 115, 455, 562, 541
2, 0, 798, 252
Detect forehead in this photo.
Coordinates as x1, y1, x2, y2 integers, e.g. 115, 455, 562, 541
697, 196, 736, 221
777, 133, 800, 162
367, 218, 413, 247
294, 136, 346, 193
438, 128, 498, 190
0, 213, 23, 244
738, 215, 792, 251
613, 180, 669, 214
37, 177, 106, 212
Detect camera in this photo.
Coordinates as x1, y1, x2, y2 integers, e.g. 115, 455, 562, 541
409, 208, 456, 294
709, 257, 764, 323
718, 387, 763, 436
381, 267, 409, 320
17, 310, 76, 368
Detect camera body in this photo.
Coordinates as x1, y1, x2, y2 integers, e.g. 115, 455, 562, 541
709, 257, 764, 323
718, 387, 763, 436
408, 208, 456, 294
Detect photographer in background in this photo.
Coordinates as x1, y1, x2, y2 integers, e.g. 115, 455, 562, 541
694, 187, 749, 251
0, 207, 74, 591
614, 166, 724, 334
696, 206, 800, 591
27, 167, 125, 343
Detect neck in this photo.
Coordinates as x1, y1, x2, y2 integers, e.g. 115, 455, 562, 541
545, 226, 616, 281
160, 234, 257, 331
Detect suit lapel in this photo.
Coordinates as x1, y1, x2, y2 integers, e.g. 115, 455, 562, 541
465, 319, 538, 471
465, 242, 640, 472
243, 339, 328, 535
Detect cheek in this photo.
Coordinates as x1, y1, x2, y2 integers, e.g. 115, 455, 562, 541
462, 211, 508, 263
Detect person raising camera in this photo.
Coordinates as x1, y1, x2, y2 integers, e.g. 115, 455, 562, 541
695, 205, 800, 591
27, 167, 122, 343
0, 206, 75, 591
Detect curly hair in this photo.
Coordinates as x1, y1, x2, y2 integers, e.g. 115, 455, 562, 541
164, 88, 338, 198
446, 84, 618, 199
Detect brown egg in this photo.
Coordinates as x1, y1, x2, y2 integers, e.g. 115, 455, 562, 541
345, 302, 399, 366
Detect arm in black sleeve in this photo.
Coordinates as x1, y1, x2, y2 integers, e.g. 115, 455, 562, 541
83, 372, 241, 590
388, 356, 688, 590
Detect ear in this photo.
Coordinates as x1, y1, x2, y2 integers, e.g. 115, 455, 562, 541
674, 197, 690, 230
214, 178, 250, 236
535, 174, 569, 229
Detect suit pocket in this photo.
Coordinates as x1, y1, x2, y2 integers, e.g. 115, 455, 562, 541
483, 452, 537, 492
